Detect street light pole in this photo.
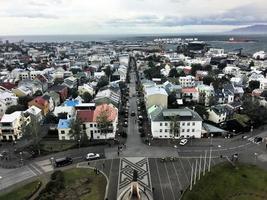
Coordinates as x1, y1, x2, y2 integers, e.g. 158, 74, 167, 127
19, 151, 23, 166
190, 163, 194, 191
208, 134, 213, 172
194, 159, 198, 185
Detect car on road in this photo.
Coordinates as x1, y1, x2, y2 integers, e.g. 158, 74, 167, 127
86, 153, 100, 161
131, 111, 136, 117
54, 157, 73, 167
180, 139, 188, 146
254, 137, 263, 144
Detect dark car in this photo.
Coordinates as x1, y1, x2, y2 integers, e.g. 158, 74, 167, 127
54, 157, 73, 167
254, 137, 263, 144
131, 111, 136, 117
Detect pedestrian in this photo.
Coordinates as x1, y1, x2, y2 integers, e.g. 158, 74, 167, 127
144, 187, 146, 194
118, 151, 120, 156
103, 162, 105, 169
180, 190, 183, 195
124, 144, 126, 149
152, 187, 155, 193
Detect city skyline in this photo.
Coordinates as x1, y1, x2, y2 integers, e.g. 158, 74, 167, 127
0, 0, 266, 35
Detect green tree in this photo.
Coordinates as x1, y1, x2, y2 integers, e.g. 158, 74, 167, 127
69, 117, 82, 140
82, 92, 93, 103
5, 105, 25, 114
104, 65, 113, 81
249, 80, 260, 91
169, 68, 178, 78
96, 76, 109, 90
191, 64, 202, 76
170, 116, 180, 138
18, 96, 33, 109
96, 108, 112, 140
148, 61, 155, 68
195, 105, 209, 120
203, 76, 215, 85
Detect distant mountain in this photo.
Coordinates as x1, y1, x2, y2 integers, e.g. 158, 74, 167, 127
229, 25, 267, 34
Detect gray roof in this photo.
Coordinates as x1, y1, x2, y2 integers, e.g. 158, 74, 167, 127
151, 107, 202, 122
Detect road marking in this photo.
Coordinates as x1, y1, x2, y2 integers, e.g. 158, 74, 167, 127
172, 162, 182, 190
26, 166, 37, 176
154, 158, 165, 200
176, 152, 190, 184
164, 162, 176, 200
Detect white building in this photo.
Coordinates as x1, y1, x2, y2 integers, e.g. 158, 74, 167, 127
208, 105, 227, 124
78, 84, 95, 96
0, 111, 24, 141
150, 108, 203, 139
0, 91, 18, 117
223, 65, 240, 76
179, 75, 196, 88
253, 51, 267, 60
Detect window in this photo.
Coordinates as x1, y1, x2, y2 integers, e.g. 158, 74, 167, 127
90, 130, 93, 134
165, 129, 168, 132
182, 122, 185, 126
182, 129, 185, 132
160, 129, 162, 132
159, 135, 162, 138
187, 122, 190, 126
192, 129, 195, 132
61, 131, 65, 134
192, 122, 195, 126
62, 136, 65, 140
94, 124, 97, 127
187, 129, 190, 132
160, 123, 162, 126
97, 136, 100, 139
165, 123, 168, 126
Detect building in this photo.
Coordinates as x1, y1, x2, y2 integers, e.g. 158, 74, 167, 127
150, 107, 203, 139
28, 96, 50, 116
179, 75, 195, 88
58, 103, 118, 140
144, 86, 168, 109
0, 111, 24, 141
208, 105, 227, 124
253, 51, 267, 60
0, 91, 18, 117
63, 76, 78, 89
182, 87, 199, 103
57, 119, 72, 140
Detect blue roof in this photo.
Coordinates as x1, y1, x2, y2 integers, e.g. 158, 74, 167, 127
58, 119, 71, 129
64, 100, 80, 107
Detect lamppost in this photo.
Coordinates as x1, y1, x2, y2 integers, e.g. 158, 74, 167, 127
19, 151, 23, 166
78, 139, 81, 150
208, 134, 213, 172
254, 153, 258, 164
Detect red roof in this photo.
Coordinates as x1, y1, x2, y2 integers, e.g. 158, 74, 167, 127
77, 110, 94, 123
182, 88, 198, 93
32, 96, 48, 106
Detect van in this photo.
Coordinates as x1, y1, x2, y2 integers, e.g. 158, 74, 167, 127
54, 157, 73, 167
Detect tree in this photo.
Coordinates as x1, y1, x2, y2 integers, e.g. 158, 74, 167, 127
169, 68, 178, 78
168, 92, 178, 108
69, 117, 83, 140
195, 105, 209, 120
44, 112, 59, 124
203, 76, 215, 85
104, 65, 112, 81
18, 96, 33, 109
23, 114, 42, 155
5, 105, 25, 114
82, 92, 93, 103
191, 64, 202, 76
249, 60, 255, 67
96, 108, 112, 140
96, 76, 109, 90
170, 116, 180, 138
249, 80, 260, 91
33, 90, 43, 97
148, 61, 155, 68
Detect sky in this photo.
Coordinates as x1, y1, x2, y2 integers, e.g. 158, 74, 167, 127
0, 0, 266, 35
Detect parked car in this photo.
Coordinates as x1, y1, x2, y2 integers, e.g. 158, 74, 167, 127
254, 137, 263, 144
86, 153, 100, 161
54, 157, 73, 167
179, 139, 188, 146
131, 111, 136, 117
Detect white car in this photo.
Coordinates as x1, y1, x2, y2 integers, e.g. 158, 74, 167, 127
180, 139, 188, 146
86, 153, 100, 161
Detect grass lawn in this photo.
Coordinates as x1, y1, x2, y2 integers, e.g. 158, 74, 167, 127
182, 163, 267, 200
59, 168, 107, 200
0, 180, 41, 200
40, 140, 76, 152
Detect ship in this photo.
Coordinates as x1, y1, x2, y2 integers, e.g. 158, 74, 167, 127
227, 37, 258, 43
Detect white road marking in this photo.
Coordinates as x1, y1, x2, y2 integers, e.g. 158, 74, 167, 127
164, 162, 176, 200
155, 159, 165, 200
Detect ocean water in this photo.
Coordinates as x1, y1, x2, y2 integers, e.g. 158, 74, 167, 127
1, 34, 267, 54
